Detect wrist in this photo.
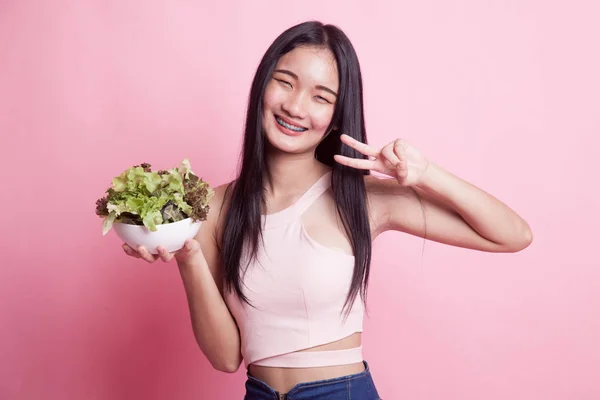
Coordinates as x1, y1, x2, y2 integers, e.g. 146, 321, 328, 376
176, 256, 206, 277
416, 162, 441, 191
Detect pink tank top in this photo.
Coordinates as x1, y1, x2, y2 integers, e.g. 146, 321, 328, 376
224, 171, 364, 368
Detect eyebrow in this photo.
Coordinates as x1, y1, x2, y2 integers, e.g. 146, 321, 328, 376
273, 69, 338, 97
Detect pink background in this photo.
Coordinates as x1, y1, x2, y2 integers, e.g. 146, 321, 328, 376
1, 1, 599, 399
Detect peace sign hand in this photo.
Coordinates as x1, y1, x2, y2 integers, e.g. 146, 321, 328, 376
333, 134, 431, 187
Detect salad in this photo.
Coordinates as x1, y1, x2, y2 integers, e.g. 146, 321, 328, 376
95, 159, 214, 235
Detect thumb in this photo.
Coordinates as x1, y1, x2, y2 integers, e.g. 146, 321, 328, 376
185, 238, 201, 252
175, 238, 201, 261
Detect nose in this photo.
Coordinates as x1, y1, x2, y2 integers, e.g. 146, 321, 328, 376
281, 91, 307, 119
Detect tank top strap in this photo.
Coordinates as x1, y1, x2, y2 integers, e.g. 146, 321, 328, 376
262, 171, 332, 229
291, 170, 332, 217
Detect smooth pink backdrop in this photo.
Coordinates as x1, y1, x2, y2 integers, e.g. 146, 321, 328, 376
1, 1, 598, 399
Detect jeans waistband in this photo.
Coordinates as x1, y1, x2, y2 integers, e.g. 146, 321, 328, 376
245, 360, 377, 398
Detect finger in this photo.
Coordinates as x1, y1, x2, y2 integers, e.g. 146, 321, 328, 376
185, 238, 199, 252
381, 146, 401, 168
123, 244, 141, 258
392, 141, 409, 173
137, 246, 158, 263
175, 239, 201, 263
395, 157, 408, 171
182, 239, 201, 256
393, 140, 409, 160
157, 246, 174, 262
340, 134, 380, 158
334, 154, 376, 170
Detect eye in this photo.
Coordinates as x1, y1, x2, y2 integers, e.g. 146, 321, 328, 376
315, 96, 332, 104
275, 79, 292, 88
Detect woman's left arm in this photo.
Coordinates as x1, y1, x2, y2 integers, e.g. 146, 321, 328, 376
334, 135, 533, 253
413, 162, 533, 251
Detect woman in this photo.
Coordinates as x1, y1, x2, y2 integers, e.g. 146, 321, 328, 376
123, 21, 532, 399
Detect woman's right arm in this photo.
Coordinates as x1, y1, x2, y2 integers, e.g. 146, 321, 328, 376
179, 182, 243, 372
128, 183, 243, 373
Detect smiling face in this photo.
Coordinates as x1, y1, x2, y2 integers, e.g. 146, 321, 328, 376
262, 46, 339, 155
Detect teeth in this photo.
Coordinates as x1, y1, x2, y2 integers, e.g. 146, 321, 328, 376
276, 116, 307, 132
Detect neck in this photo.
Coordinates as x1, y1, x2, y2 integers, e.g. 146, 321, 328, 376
263, 149, 331, 198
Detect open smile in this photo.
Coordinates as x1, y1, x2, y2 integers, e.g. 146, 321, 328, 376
275, 115, 308, 132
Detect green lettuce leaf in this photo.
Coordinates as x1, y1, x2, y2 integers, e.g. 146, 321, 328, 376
97, 158, 212, 234
161, 201, 186, 223
102, 211, 117, 235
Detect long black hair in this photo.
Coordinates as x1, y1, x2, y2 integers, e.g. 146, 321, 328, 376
220, 21, 371, 316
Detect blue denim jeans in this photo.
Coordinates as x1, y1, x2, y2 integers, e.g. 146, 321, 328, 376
243, 361, 381, 399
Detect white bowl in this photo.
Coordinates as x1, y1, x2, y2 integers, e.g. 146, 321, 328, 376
113, 218, 202, 255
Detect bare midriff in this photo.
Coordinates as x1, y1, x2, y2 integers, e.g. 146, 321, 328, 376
247, 332, 364, 394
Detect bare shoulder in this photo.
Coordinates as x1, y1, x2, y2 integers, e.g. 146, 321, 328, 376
193, 180, 234, 292
363, 174, 406, 236
363, 174, 419, 235
204, 181, 235, 247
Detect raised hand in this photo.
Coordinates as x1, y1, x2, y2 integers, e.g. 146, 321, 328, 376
333, 134, 431, 187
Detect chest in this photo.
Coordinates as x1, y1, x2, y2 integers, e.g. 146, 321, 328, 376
239, 216, 355, 313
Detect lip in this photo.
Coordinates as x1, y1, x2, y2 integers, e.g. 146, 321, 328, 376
274, 114, 308, 136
